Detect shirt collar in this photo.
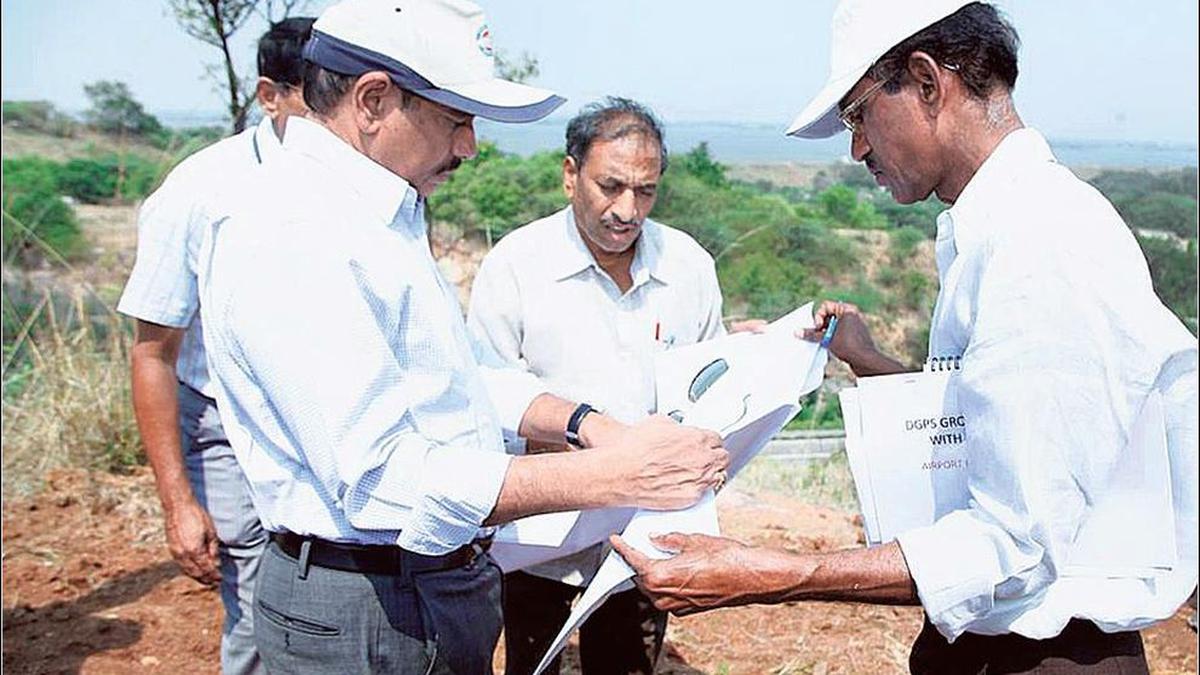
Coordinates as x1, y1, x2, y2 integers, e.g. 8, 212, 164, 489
282, 116, 422, 229
940, 127, 1056, 258
252, 116, 283, 166
550, 207, 675, 287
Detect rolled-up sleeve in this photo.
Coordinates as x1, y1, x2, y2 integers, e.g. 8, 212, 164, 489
117, 169, 207, 327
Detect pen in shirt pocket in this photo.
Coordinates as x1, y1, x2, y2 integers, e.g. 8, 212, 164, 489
654, 321, 675, 348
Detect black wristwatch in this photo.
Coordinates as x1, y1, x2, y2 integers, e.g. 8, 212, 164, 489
565, 403, 600, 448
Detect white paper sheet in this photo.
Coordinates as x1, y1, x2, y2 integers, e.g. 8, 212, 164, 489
491, 507, 636, 572
837, 388, 881, 544
531, 304, 828, 674
495, 303, 826, 573
853, 370, 968, 545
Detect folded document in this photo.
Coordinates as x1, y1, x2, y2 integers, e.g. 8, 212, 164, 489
838, 363, 1176, 578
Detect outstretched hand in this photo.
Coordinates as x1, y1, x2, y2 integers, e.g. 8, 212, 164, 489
610, 532, 765, 615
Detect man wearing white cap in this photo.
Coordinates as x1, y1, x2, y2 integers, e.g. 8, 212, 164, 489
614, 2, 1197, 673
196, 1, 729, 673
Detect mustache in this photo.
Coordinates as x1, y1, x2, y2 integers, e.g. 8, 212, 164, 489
601, 213, 642, 228
437, 158, 463, 174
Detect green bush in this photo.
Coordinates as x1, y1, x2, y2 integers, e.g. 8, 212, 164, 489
816, 184, 885, 229
2, 100, 77, 137
889, 226, 926, 261
791, 388, 845, 429
428, 143, 565, 243
149, 125, 227, 154
1137, 234, 1198, 328
823, 274, 885, 314
1090, 168, 1198, 201
871, 195, 943, 237
1113, 191, 1198, 239
675, 142, 727, 188
718, 251, 819, 319
2, 157, 85, 263
83, 80, 164, 138
33, 154, 163, 204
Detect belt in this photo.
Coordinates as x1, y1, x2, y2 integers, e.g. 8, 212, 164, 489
270, 531, 491, 576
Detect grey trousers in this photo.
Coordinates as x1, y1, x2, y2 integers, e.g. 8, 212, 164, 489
254, 539, 504, 674
179, 383, 267, 675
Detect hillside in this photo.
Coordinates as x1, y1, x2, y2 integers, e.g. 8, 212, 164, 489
1, 126, 169, 164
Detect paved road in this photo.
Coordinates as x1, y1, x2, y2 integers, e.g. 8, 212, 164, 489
761, 429, 845, 461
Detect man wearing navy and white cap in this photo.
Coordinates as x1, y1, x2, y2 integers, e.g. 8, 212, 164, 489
614, 1, 1197, 672
196, 1, 729, 673
119, 18, 314, 675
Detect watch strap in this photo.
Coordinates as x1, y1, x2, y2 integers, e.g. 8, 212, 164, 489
565, 403, 597, 448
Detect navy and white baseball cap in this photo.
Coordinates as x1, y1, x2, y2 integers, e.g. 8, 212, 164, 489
304, 0, 565, 123
786, 0, 971, 139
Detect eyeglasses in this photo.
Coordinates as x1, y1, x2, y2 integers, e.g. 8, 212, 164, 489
838, 63, 960, 135
837, 76, 893, 135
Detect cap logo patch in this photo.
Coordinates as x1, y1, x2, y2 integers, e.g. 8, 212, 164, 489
476, 24, 494, 57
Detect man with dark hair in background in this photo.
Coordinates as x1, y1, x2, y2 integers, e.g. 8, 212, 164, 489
615, 1, 1197, 672
469, 97, 736, 675
117, 17, 314, 675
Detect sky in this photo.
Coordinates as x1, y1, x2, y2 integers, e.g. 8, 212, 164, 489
2, 0, 1197, 145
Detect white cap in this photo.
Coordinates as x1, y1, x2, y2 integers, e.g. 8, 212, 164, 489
786, 0, 971, 138
305, 0, 565, 123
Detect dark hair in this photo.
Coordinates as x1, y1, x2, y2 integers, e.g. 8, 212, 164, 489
301, 61, 358, 115
301, 62, 416, 117
870, 2, 1020, 100
257, 17, 316, 85
565, 97, 669, 174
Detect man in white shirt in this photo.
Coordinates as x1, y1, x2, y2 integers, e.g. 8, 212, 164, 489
469, 98, 728, 675
614, 2, 1198, 673
197, 2, 728, 673
117, 17, 314, 675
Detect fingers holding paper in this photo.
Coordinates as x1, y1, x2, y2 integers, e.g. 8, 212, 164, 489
611, 532, 761, 615
616, 415, 729, 510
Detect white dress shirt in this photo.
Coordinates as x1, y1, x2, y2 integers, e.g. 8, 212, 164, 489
895, 128, 1198, 641
197, 117, 545, 555
468, 206, 726, 585
118, 118, 281, 398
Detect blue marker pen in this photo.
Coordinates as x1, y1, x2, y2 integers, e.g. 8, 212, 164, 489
819, 315, 839, 350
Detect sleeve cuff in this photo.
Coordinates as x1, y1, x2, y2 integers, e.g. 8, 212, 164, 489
116, 295, 195, 329
896, 512, 1006, 640
396, 445, 513, 555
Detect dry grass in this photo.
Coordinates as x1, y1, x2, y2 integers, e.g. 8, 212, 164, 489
736, 450, 859, 513
1, 125, 169, 163
2, 287, 141, 499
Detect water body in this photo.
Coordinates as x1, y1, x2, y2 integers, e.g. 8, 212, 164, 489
156, 110, 1197, 169
477, 118, 1199, 169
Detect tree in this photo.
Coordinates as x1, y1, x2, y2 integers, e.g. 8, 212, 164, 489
167, 0, 304, 134
494, 50, 539, 84
82, 81, 164, 137
677, 143, 728, 188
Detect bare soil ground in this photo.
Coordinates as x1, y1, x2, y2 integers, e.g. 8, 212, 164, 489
4, 469, 1196, 675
